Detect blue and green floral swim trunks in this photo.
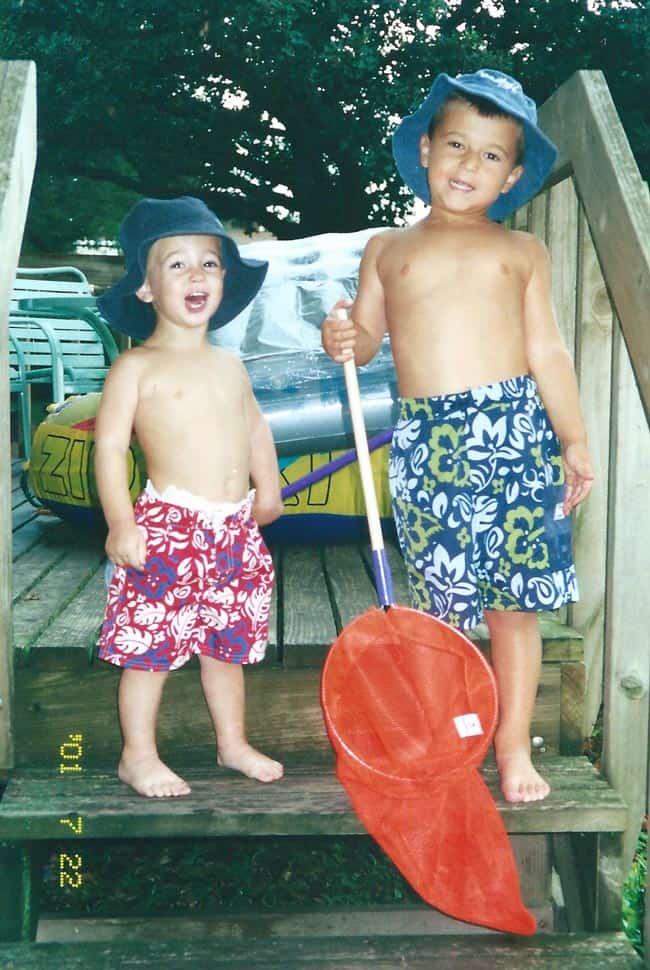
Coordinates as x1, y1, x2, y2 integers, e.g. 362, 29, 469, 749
389, 374, 578, 631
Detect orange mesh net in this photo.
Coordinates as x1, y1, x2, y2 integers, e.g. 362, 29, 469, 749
321, 605, 536, 936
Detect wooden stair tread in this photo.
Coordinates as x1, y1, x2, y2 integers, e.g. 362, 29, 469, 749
34, 905, 553, 942
0, 932, 641, 968
0, 758, 626, 839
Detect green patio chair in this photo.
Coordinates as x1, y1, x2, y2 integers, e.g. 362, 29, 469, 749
9, 307, 118, 403
11, 265, 92, 311
8, 330, 33, 459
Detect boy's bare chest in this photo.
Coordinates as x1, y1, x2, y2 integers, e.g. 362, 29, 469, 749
385, 238, 525, 294
138, 358, 242, 416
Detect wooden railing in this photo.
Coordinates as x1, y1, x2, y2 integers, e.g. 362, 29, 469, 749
520, 71, 650, 888
0, 61, 37, 772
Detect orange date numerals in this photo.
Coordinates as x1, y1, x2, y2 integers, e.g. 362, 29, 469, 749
57, 732, 85, 891
58, 852, 83, 889
59, 815, 83, 835
59, 733, 83, 774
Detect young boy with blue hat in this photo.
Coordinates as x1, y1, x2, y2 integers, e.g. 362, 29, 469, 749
323, 69, 594, 804
95, 196, 284, 797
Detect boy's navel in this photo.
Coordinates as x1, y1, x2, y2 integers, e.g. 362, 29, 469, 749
400, 263, 410, 276
500, 263, 510, 275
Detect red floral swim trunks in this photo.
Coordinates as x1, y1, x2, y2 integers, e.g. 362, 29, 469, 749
98, 489, 274, 671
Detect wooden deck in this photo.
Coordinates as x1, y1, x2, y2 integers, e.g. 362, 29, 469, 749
10, 460, 585, 770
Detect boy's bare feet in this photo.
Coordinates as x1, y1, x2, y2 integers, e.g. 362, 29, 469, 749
118, 753, 192, 798
218, 742, 284, 783
495, 743, 550, 803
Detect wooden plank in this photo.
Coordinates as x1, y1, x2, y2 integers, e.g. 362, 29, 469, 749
529, 190, 548, 246
547, 177, 579, 352
560, 662, 586, 756
281, 545, 337, 666
0, 60, 37, 772
11, 492, 29, 516
0, 933, 642, 969
13, 651, 563, 767
602, 323, 650, 882
572, 208, 613, 734
11, 502, 40, 531
11, 543, 68, 603
595, 831, 626, 933
11, 480, 28, 511
12, 514, 66, 560
12, 546, 105, 651
322, 544, 377, 627
14, 661, 332, 769
35, 897, 554, 944
552, 833, 587, 932
539, 71, 650, 420
31, 562, 106, 653
0, 757, 627, 841
514, 834, 551, 908
531, 665, 561, 756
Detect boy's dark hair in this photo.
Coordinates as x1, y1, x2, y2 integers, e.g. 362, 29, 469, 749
427, 92, 525, 166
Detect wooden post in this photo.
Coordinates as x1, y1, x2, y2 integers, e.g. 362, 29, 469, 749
571, 207, 613, 736
539, 70, 650, 421
0, 61, 37, 771
601, 322, 650, 885
546, 178, 578, 375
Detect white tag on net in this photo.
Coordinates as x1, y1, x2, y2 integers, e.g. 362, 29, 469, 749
453, 713, 484, 738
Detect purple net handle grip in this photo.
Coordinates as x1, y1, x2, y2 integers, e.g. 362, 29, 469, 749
280, 428, 393, 500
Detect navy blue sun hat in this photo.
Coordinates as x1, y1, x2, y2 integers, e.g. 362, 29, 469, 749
98, 196, 268, 339
392, 69, 557, 221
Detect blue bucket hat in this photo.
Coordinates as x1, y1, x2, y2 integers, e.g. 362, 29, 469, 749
392, 69, 558, 221
98, 196, 268, 339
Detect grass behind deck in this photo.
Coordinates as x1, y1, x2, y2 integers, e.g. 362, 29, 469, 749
41, 835, 417, 917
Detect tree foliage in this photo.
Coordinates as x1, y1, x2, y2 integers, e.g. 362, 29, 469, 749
0, 0, 647, 250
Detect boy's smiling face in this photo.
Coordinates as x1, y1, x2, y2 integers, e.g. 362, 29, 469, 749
136, 234, 225, 333
420, 101, 524, 218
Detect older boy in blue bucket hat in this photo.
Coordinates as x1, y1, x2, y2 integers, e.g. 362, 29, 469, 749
323, 69, 594, 803
95, 197, 284, 797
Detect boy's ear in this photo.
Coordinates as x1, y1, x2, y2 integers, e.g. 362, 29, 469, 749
419, 133, 431, 168
501, 164, 524, 195
136, 279, 153, 304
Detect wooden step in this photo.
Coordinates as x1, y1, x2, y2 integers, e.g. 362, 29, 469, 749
34, 905, 555, 943
0, 758, 626, 841
0, 931, 641, 968
13, 659, 572, 769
